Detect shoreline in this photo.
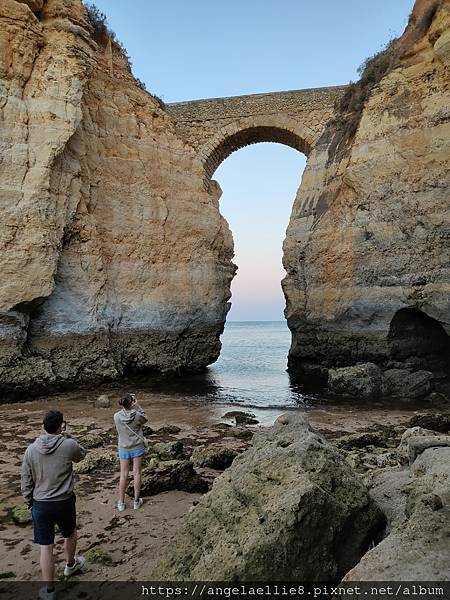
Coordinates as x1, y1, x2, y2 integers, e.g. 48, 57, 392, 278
1, 387, 447, 581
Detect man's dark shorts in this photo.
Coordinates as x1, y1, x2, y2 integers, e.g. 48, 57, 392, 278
32, 494, 76, 545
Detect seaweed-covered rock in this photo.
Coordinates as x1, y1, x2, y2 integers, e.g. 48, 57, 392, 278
85, 547, 113, 565
74, 455, 116, 474
11, 504, 32, 525
191, 444, 238, 470
223, 427, 253, 441
211, 423, 233, 431
382, 369, 433, 400
129, 460, 208, 497
336, 431, 389, 450
153, 441, 184, 460
150, 414, 384, 581
155, 425, 181, 435
223, 411, 259, 425
328, 363, 382, 400
408, 412, 450, 434
81, 433, 104, 449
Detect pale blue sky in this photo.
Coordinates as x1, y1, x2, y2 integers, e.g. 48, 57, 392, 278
91, 0, 415, 320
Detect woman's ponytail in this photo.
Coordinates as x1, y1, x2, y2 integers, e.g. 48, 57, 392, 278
119, 393, 134, 409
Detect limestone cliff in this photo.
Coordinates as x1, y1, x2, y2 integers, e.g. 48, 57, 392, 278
1, 0, 449, 399
0, 0, 234, 396
283, 0, 450, 387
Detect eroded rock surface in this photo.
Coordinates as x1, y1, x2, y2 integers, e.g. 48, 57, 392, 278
150, 414, 384, 581
344, 443, 450, 580
0, 0, 234, 396
283, 0, 450, 392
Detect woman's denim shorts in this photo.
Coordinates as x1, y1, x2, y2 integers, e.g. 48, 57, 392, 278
118, 446, 145, 460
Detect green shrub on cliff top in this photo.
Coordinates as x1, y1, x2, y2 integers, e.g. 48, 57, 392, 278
84, 3, 111, 45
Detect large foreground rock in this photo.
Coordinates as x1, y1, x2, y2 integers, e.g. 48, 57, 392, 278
150, 414, 384, 581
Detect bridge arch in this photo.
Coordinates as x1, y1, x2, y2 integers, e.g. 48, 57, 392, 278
197, 115, 314, 180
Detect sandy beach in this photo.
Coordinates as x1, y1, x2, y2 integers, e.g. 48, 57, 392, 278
0, 381, 438, 582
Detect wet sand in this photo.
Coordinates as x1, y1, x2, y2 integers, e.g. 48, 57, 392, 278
0, 384, 442, 581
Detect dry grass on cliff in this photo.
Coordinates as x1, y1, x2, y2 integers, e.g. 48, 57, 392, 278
331, 39, 398, 153
83, 2, 165, 109
328, 0, 441, 162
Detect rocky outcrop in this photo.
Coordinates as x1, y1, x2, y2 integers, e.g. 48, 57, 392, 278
0, 0, 234, 396
128, 459, 208, 497
150, 414, 384, 581
283, 0, 450, 393
191, 444, 238, 470
344, 437, 450, 580
328, 363, 382, 400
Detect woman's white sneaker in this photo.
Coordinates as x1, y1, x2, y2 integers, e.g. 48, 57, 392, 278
133, 498, 143, 510
64, 555, 86, 577
116, 500, 126, 512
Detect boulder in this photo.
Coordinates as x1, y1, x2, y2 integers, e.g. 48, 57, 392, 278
80, 433, 104, 448
382, 369, 433, 400
129, 460, 208, 497
74, 454, 116, 474
94, 395, 111, 409
85, 547, 113, 565
211, 423, 232, 431
408, 412, 450, 433
149, 414, 384, 581
223, 411, 259, 425
336, 430, 390, 450
152, 440, 184, 460
191, 444, 238, 470
223, 427, 253, 441
397, 427, 439, 461
328, 363, 382, 400
344, 447, 450, 581
409, 447, 450, 510
11, 504, 31, 525
155, 424, 181, 435
423, 391, 448, 405
142, 425, 154, 437
407, 435, 450, 465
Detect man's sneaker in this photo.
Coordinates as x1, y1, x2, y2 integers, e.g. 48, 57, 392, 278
38, 587, 57, 600
133, 498, 143, 510
63, 555, 86, 577
116, 500, 126, 512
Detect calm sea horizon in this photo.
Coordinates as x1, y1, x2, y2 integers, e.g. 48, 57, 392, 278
145, 320, 318, 411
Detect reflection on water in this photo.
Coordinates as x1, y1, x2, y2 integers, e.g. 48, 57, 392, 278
143, 321, 319, 410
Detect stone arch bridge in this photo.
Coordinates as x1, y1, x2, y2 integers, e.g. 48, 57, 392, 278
166, 86, 347, 181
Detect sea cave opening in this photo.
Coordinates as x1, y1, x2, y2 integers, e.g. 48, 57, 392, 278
388, 307, 450, 373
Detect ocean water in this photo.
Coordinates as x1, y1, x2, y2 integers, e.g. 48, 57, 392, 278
146, 321, 316, 410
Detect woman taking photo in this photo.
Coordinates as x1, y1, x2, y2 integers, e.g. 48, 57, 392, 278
113, 393, 148, 512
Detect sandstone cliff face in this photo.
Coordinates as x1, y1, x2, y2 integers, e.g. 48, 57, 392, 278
1, 0, 449, 398
283, 0, 450, 385
0, 0, 234, 396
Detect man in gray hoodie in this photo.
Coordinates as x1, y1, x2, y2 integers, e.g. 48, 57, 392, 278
21, 410, 87, 600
